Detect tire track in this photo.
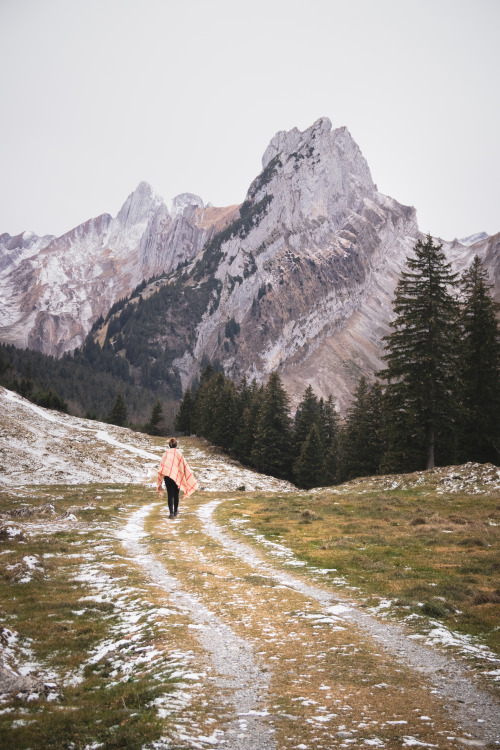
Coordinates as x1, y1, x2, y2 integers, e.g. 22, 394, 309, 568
198, 499, 500, 746
117, 503, 276, 750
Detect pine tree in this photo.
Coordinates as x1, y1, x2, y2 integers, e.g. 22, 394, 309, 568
320, 394, 339, 450
458, 255, 500, 464
232, 379, 263, 463
175, 388, 194, 435
251, 372, 293, 479
337, 377, 385, 482
191, 364, 217, 435
293, 424, 325, 489
322, 440, 340, 486
210, 377, 238, 451
318, 395, 340, 486
147, 399, 163, 435
380, 235, 459, 471
294, 385, 322, 451
200, 372, 225, 442
0, 347, 10, 377
108, 392, 128, 426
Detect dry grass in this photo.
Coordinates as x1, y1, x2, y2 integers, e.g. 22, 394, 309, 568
0, 484, 214, 750
144, 497, 478, 749
216, 478, 500, 658
1, 464, 499, 749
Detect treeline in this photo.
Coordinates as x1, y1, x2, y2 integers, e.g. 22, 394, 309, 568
173, 364, 385, 488
0, 339, 170, 426
175, 239, 500, 487
175, 369, 339, 487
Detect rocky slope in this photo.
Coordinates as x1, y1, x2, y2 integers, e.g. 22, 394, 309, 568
0, 184, 238, 356
1, 118, 497, 409
169, 118, 497, 408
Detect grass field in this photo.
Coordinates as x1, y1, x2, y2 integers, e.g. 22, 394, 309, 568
0, 484, 211, 750
216, 466, 500, 661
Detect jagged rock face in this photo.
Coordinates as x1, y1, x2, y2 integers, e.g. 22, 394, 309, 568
172, 118, 498, 409
1, 118, 498, 410
0, 231, 55, 273
0, 183, 235, 356
173, 119, 420, 407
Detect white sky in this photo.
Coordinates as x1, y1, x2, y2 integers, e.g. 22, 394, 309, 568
0, 0, 498, 241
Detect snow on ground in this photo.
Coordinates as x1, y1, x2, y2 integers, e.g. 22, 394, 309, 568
200, 503, 500, 674
2, 386, 500, 746
187, 447, 294, 494
0, 387, 294, 493
346, 462, 500, 495
0, 386, 161, 486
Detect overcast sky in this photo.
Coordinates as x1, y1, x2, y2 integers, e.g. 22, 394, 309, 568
1, 0, 498, 241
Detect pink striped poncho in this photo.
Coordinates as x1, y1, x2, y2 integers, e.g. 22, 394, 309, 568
157, 448, 198, 499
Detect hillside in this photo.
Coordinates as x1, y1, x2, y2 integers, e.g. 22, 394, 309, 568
1, 386, 499, 748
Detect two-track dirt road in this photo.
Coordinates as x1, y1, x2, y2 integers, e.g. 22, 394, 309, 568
117, 475, 500, 749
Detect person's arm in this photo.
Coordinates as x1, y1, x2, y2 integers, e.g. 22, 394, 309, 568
157, 472, 164, 496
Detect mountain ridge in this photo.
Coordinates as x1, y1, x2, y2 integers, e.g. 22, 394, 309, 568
1, 118, 498, 410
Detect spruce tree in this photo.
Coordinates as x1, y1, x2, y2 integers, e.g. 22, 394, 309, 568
191, 364, 217, 435
108, 392, 128, 426
337, 377, 384, 482
458, 255, 500, 464
175, 388, 194, 435
293, 424, 325, 489
319, 395, 340, 486
294, 385, 322, 451
320, 394, 339, 450
232, 380, 263, 463
147, 399, 163, 435
197, 372, 223, 440
380, 235, 459, 471
251, 372, 293, 479
210, 377, 238, 451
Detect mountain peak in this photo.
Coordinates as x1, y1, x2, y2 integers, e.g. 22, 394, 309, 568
171, 193, 204, 218
459, 231, 489, 247
116, 181, 165, 228
262, 117, 332, 169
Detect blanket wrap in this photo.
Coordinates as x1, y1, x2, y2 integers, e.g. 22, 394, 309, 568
157, 448, 198, 499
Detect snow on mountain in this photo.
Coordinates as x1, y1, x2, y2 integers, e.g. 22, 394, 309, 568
0, 385, 292, 492
173, 118, 421, 408
0, 231, 55, 273
168, 118, 498, 408
0, 183, 228, 356
459, 232, 489, 247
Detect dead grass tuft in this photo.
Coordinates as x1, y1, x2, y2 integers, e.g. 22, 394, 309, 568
300, 509, 322, 522
410, 516, 427, 526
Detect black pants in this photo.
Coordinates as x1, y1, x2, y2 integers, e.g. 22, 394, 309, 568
164, 476, 180, 515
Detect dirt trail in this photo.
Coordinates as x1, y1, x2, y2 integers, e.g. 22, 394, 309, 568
119, 494, 500, 749
118, 504, 275, 750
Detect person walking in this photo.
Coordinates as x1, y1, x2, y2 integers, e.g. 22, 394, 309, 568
157, 437, 198, 518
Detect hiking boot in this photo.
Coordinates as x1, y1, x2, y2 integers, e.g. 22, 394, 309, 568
169, 512, 174, 519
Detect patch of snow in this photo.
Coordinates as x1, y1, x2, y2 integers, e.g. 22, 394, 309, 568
458, 232, 489, 247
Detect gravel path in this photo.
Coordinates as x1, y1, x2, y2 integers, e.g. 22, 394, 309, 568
117, 503, 276, 750
198, 500, 500, 746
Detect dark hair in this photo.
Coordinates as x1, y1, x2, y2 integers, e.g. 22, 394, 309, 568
168, 437, 178, 449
